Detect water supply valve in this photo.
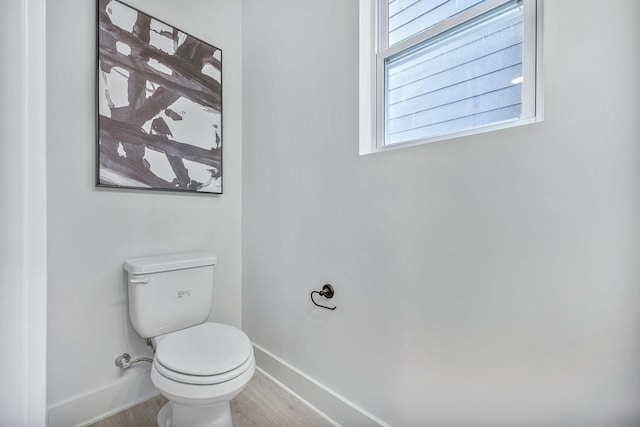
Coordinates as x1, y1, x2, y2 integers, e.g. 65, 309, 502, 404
114, 352, 153, 370
115, 353, 132, 369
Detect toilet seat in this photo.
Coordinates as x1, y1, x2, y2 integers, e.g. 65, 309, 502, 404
153, 322, 253, 385
154, 347, 254, 385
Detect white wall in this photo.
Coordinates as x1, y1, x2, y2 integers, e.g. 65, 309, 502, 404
242, 1, 640, 426
46, 0, 242, 424
0, 0, 47, 425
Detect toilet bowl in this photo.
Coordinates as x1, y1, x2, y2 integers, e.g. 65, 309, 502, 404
124, 252, 255, 427
150, 323, 255, 427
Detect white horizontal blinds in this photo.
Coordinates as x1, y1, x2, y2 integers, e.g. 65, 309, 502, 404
385, 2, 524, 145
389, 0, 486, 46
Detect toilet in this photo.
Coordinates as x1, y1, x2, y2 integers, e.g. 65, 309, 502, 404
124, 252, 255, 427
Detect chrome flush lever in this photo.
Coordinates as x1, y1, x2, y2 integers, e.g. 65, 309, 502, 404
130, 277, 150, 285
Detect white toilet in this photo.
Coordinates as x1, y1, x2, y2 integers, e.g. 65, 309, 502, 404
124, 252, 255, 427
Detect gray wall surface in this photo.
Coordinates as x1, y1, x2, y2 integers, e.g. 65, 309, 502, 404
46, 0, 242, 422
242, 0, 640, 425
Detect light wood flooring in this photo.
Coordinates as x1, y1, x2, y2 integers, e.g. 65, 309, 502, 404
88, 370, 334, 427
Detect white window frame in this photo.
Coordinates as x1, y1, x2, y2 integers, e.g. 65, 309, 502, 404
359, 0, 544, 155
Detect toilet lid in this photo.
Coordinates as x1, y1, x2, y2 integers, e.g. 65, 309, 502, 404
155, 323, 252, 376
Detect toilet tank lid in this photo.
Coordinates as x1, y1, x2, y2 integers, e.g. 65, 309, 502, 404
124, 252, 217, 274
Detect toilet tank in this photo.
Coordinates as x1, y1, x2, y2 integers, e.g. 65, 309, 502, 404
124, 252, 218, 338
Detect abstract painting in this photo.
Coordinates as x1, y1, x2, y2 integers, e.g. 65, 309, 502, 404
97, 0, 222, 193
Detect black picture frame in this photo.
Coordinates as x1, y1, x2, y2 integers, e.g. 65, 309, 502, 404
96, 0, 223, 194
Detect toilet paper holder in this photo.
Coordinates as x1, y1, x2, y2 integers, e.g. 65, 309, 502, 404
311, 284, 336, 310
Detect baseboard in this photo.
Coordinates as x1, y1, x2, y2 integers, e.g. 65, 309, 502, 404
48, 346, 389, 427
47, 371, 158, 427
252, 343, 390, 427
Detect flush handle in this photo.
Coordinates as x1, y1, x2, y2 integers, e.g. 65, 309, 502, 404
130, 277, 150, 285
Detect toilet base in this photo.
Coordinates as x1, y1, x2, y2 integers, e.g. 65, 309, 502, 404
157, 401, 233, 427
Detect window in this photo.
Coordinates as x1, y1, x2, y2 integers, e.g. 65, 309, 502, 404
359, 0, 543, 154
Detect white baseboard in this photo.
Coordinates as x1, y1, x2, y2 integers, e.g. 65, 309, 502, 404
48, 346, 389, 427
252, 343, 390, 427
47, 370, 158, 427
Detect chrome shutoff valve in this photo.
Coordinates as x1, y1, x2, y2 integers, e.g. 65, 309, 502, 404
115, 353, 132, 370
114, 352, 153, 370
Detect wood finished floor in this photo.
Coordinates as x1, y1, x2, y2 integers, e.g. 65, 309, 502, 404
88, 370, 334, 427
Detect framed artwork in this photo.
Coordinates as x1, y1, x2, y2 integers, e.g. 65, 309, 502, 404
97, 0, 223, 193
